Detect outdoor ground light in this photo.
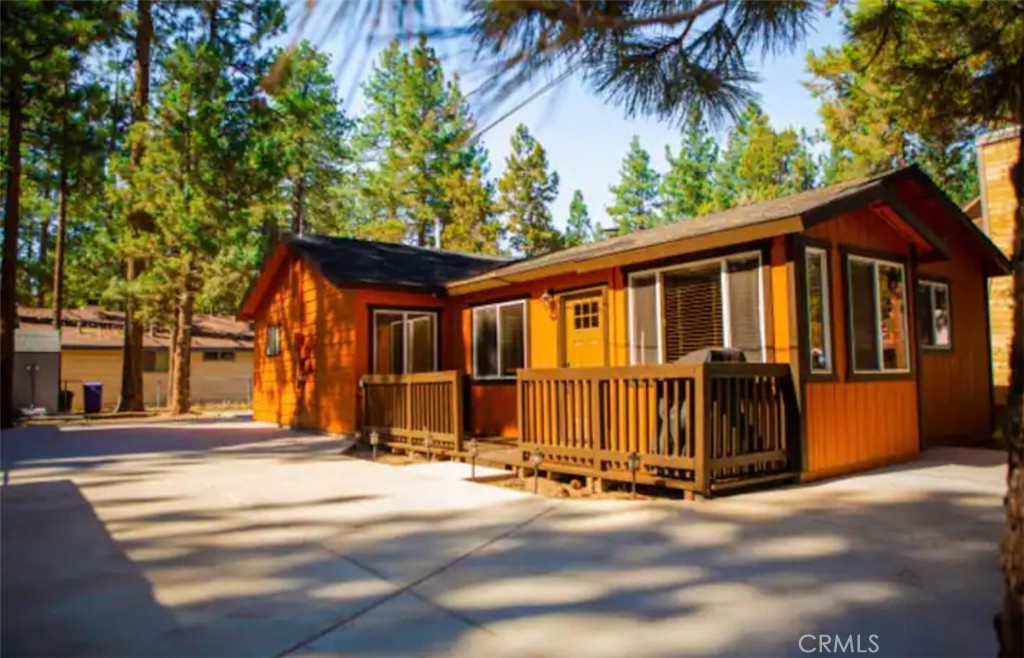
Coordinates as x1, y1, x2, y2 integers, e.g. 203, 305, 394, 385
627, 451, 640, 499
532, 446, 542, 494
369, 431, 380, 460
469, 438, 478, 478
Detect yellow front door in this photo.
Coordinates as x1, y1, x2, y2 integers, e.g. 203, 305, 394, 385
562, 290, 606, 367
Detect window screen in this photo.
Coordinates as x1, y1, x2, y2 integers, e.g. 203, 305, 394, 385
630, 274, 659, 364
848, 256, 909, 373
473, 301, 526, 378
805, 247, 832, 373
727, 257, 763, 363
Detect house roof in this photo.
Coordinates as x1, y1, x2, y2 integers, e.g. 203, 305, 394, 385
17, 306, 253, 350
285, 234, 511, 292
239, 165, 1009, 314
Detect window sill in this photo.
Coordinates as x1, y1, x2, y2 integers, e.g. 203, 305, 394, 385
921, 346, 953, 353
845, 370, 914, 383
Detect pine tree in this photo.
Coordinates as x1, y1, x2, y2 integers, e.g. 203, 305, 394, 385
0, 0, 119, 426
266, 41, 353, 237
713, 103, 818, 209
660, 108, 718, 221
806, 36, 979, 204
357, 37, 498, 251
564, 190, 593, 247
497, 124, 562, 256
607, 136, 660, 233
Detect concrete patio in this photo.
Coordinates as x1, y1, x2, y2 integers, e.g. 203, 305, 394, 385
0, 419, 1006, 657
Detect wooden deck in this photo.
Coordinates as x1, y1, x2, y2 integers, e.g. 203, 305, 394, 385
361, 363, 800, 497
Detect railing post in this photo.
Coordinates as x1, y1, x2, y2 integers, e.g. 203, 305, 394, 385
404, 378, 412, 436
516, 370, 525, 445
589, 379, 602, 474
692, 365, 710, 499
452, 371, 464, 453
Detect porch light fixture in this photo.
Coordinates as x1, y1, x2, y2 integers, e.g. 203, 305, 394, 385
469, 439, 478, 479
369, 431, 380, 461
627, 451, 640, 499
532, 446, 542, 495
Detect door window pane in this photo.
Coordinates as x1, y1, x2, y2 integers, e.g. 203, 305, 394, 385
406, 313, 435, 373
374, 312, 405, 374
373, 310, 437, 374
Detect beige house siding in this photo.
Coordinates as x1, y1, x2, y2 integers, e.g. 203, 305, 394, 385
61, 350, 254, 412
977, 127, 1020, 404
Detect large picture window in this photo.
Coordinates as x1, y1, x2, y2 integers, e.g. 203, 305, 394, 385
628, 253, 765, 364
916, 280, 951, 349
372, 310, 437, 374
846, 255, 910, 374
472, 300, 526, 379
804, 246, 833, 374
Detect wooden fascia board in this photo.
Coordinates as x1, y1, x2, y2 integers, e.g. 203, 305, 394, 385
445, 216, 805, 296
236, 243, 291, 320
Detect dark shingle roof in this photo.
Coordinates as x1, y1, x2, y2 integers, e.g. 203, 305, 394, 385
285, 234, 511, 293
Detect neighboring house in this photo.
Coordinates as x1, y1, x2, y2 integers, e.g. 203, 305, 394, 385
239, 165, 1008, 495
971, 125, 1020, 406
16, 306, 254, 413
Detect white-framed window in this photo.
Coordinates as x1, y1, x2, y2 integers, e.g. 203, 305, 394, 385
627, 252, 766, 364
804, 246, 833, 374
917, 280, 951, 349
472, 300, 526, 379
265, 325, 281, 357
846, 255, 910, 374
372, 309, 438, 374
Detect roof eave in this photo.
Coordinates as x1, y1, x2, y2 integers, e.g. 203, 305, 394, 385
445, 216, 806, 296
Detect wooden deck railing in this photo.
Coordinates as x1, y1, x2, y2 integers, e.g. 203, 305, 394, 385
361, 370, 464, 454
516, 362, 797, 496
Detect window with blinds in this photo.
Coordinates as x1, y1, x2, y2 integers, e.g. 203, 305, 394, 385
662, 265, 723, 362
628, 253, 765, 364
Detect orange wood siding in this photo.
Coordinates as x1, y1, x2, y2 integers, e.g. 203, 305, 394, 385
769, 236, 793, 364
978, 133, 1018, 403
251, 256, 446, 434
801, 207, 920, 478
452, 269, 620, 437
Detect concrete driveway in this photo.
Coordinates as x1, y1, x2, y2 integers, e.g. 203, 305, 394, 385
1, 420, 1005, 658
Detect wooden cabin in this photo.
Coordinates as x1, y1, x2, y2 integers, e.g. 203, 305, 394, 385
238, 165, 1009, 496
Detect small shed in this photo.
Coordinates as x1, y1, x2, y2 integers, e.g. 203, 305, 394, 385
13, 328, 61, 414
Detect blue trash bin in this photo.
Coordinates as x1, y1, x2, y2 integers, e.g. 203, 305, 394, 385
83, 382, 103, 414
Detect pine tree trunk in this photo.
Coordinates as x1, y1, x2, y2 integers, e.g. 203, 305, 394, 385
118, 0, 152, 412
293, 169, 305, 235
51, 107, 69, 329
37, 199, 50, 308
169, 286, 193, 415
1, 74, 24, 428
995, 133, 1024, 658
166, 319, 178, 410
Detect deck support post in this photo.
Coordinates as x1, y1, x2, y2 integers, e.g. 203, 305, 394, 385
587, 476, 605, 493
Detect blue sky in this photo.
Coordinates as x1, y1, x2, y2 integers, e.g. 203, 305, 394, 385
302, 6, 846, 231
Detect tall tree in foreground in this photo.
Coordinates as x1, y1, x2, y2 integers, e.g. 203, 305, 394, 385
806, 30, 979, 203
117, 0, 154, 412
1, 0, 116, 427
607, 136, 660, 233
357, 38, 496, 250
497, 124, 562, 256
844, 2, 1023, 654
564, 190, 594, 247
266, 41, 353, 237
660, 108, 718, 221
